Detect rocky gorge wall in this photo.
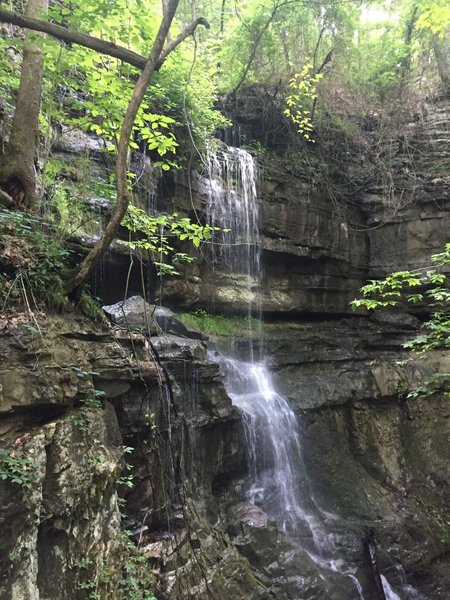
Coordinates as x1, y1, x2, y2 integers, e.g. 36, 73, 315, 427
154, 96, 450, 597
0, 309, 274, 599
1, 96, 449, 599
160, 99, 449, 318
1, 305, 449, 598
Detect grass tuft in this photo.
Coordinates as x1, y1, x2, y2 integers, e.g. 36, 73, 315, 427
177, 309, 260, 337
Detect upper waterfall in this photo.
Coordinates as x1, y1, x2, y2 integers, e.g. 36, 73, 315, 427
202, 144, 262, 318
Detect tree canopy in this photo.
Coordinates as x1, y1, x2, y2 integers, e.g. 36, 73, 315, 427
0, 0, 448, 299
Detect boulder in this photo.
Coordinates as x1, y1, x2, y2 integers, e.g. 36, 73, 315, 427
103, 296, 159, 333
103, 297, 207, 340
153, 305, 208, 340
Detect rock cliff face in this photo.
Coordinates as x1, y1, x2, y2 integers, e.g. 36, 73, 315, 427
159, 97, 449, 318
151, 97, 450, 598
363, 98, 450, 277
0, 316, 124, 599
264, 319, 450, 597
1, 98, 449, 599
0, 312, 271, 599
162, 161, 369, 316
1, 309, 449, 599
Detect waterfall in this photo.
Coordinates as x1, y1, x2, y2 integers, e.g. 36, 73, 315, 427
205, 144, 321, 536
205, 144, 259, 280
203, 143, 421, 600
213, 355, 306, 532
203, 144, 262, 336
381, 576, 402, 600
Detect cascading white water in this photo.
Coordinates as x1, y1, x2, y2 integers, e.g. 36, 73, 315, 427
216, 355, 306, 532
381, 576, 402, 600
205, 144, 322, 536
203, 144, 262, 337
204, 143, 421, 600
205, 144, 260, 278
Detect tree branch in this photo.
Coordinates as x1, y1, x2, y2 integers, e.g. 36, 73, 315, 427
0, 2, 209, 292
64, 0, 181, 294
0, 7, 147, 69
232, 0, 294, 94
310, 49, 333, 122
0, 7, 208, 72
159, 17, 209, 64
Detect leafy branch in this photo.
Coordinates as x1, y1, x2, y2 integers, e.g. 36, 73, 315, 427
352, 243, 450, 397
284, 63, 323, 141
0, 7, 209, 73
120, 205, 220, 276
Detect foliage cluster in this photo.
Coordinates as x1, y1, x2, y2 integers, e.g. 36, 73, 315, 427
0, 445, 39, 490
284, 64, 323, 141
352, 243, 450, 398
352, 243, 450, 354
183, 0, 450, 151
121, 205, 220, 276
74, 533, 156, 600
40, 0, 227, 162
0, 208, 69, 310
0, 33, 21, 119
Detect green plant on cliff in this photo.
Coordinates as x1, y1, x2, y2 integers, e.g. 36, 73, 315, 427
115, 533, 157, 600
70, 387, 105, 431
352, 243, 450, 397
284, 63, 323, 141
0, 209, 69, 310
74, 532, 156, 599
0, 446, 39, 490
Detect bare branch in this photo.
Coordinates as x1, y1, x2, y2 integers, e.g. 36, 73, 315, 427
232, 0, 297, 94
159, 17, 209, 64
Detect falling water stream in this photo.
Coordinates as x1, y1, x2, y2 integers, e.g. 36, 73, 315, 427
204, 142, 416, 600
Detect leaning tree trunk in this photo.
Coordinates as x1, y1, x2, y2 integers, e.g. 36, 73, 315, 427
0, 0, 48, 209
64, 0, 181, 295
0, 0, 208, 295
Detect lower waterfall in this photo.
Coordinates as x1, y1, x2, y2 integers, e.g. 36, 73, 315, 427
212, 351, 365, 599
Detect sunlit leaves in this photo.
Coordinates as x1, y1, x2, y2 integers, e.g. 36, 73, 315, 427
284, 63, 323, 141
416, 0, 450, 36
120, 205, 221, 275
41, 0, 227, 163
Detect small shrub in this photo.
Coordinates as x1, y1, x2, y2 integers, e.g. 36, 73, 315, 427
74, 532, 157, 599
70, 388, 105, 431
0, 446, 39, 490
0, 208, 69, 310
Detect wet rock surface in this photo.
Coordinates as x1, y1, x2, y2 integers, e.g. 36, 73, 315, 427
262, 319, 450, 598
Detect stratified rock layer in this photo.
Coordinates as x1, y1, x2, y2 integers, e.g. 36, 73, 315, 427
1, 98, 449, 599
